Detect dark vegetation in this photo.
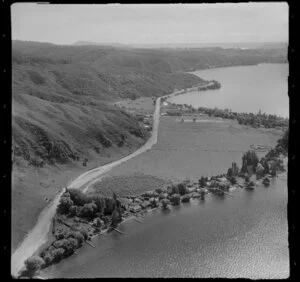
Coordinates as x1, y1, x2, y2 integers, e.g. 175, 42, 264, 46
167, 102, 289, 130
36, 189, 123, 270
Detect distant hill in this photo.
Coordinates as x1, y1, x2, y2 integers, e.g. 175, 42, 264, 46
73, 40, 131, 48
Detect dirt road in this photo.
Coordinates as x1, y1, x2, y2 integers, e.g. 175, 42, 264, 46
11, 97, 162, 277
11, 82, 213, 277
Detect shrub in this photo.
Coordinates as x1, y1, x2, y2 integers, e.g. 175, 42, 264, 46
170, 194, 181, 206
181, 194, 190, 203
24, 256, 44, 278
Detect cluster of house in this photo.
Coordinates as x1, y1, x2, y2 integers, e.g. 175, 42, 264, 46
133, 113, 153, 131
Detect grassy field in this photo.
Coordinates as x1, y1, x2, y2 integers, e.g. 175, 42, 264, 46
89, 172, 170, 197
114, 97, 155, 114
90, 115, 283, 192
11, 144, 141, 252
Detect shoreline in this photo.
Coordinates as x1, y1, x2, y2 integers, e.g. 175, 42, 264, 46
13, 65, 288, 277
39, 153, 287, 278
12, 81, 215, 278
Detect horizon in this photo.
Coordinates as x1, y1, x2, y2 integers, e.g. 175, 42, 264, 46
11, 3, 288, 46
12, 39, 288, 49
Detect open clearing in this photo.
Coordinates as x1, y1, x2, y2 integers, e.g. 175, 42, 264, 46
91, 115, 282, 186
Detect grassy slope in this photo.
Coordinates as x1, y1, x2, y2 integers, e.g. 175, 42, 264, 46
11, 42, 204, 251
11, 41, 286, 251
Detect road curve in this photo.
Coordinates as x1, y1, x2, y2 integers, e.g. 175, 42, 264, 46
11, 81, 213, 277
11, 97, 161, 277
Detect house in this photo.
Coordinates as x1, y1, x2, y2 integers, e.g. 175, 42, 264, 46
129, 205, 142, 213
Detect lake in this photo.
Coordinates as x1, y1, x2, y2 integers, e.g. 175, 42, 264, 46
42, 64, 289, 278
169, 64, 289, 118
43, 178, 288, 279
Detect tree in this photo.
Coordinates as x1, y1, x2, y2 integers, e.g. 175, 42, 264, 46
57, 195, 73, 214
51, 248, 65, 263
231, 162, 239, 176
244, 174, 250, 183
227, 167, 233, 178
77, 227, 89, 240
155, 187, 163, 194
69, 205, 81, 217
241, 150, 259, 173
228, 176, 237, 185
199, 176, 206, 188
68, 189, 92, 206
177, 183, 187, 196
80, 202, 98, 219
67, 231, 84, 246
170, 194, 181, 206
256, 163, 265, 179
24, 256, 44, 278
104, 197, 115, 215
92, 196, 106, 214
161, 199, 170, 209
54, 238, 78, 256
111, 209, 121, 226
43, 252, 53, 266
277, 127, 289, 153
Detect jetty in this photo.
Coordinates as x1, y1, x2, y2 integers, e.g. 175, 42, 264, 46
113, 228, 124, 235
133, 217, 144, 224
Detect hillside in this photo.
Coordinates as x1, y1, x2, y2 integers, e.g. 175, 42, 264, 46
11, 40, 287, 251
12, 41, 206, 251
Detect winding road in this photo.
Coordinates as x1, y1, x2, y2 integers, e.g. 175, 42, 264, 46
11, 82, 213, 277
11, 96, 162, 277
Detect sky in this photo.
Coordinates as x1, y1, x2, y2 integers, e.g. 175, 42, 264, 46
11, 3, 289, 46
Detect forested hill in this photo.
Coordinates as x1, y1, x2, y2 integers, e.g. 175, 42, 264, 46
12, 40, 287, 167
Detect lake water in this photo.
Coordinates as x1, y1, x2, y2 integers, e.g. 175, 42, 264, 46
44, 178, 288, 279
169, 64, 289, 118
43, 64, 289, 278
